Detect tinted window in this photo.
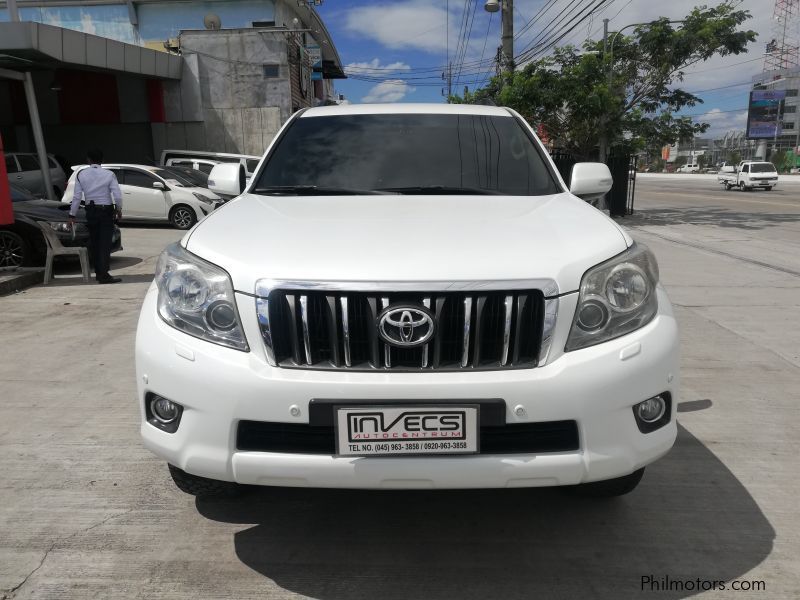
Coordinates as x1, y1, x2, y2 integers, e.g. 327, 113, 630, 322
122, 169, 158, 188
246, 159, 260, 172
17, 154, 39, 171
741, 165, 749, 173
48, 157, 58, 168
154, 168, 196, 186
197, 163, 214, 174
5, 156, 18, 173
256, 114, 560, 196
751, 163, 776, 173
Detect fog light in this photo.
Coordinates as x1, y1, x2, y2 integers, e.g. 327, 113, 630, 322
636, 396, 666, 423
151, 395, 181, 424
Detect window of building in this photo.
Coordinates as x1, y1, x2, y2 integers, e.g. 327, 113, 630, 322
783, 105, 797, 113
785, 89, 799, 97
263, 64, 280, 78
252, 21, 275, 27
782, 121, 795, 129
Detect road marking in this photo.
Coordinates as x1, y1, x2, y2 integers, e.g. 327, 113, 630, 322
642, 190, 800, 209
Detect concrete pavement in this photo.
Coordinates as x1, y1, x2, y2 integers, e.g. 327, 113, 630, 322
0, 182, 798, 599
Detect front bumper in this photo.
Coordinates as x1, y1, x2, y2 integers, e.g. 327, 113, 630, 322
135, 286, 679, 489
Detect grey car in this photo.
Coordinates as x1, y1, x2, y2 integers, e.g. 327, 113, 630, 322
5, 152, 68, 198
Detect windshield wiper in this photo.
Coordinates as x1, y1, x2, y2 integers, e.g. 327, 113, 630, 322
376, 186, 503, 195
252, 185, 392, 196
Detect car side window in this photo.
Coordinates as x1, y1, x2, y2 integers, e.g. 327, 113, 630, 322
5, 156, 19, 173
198, 163, 214, 174
741, 165, 749, 173
122, 169, 158, 189
16, 154, 39, 171
246, 159, 260, 172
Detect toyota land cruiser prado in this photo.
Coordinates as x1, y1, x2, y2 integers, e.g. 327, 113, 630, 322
136, 104, 679, 497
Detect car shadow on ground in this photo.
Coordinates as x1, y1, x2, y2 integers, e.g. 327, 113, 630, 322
196, 424, 774, 600
624, 207, 800, 231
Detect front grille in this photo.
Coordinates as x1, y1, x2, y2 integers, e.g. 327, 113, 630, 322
237, 420, 580, 455
256, 288, 546, 371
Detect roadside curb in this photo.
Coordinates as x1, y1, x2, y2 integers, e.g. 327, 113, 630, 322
0, 268, 44, 296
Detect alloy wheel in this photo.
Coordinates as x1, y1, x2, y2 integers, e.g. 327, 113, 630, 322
0, 232, 25, 268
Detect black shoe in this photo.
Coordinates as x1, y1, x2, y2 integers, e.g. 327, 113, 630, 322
97, 276, 122, 284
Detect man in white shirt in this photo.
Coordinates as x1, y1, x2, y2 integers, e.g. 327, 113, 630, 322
68, 149, 122, 283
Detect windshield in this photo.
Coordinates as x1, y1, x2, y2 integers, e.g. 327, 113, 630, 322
255, 113, 560, 196
151, 168, 197, 187
9, 184, 36, 202
163, 166, 209, 187
751, 163, 776, 173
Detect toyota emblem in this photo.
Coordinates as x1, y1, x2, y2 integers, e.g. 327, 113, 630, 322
377, 305, 435, 348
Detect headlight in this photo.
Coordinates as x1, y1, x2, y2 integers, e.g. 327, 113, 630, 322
192, 192, 214, 204
154, 243, 249, 351
566, 243, 659, 351
48, 221, 87, 234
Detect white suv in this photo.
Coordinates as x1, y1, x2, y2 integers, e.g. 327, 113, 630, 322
136, 104, 679, 497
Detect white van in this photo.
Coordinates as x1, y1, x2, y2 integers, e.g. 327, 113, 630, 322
160, 150, 261, 179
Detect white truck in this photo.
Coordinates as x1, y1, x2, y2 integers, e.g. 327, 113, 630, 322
717, 161, 778, 191
136, 103, 679, 498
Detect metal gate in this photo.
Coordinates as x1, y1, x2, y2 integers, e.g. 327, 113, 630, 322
606, 152, 636, 217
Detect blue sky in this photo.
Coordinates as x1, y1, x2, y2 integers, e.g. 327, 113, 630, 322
316, 0, 774, 137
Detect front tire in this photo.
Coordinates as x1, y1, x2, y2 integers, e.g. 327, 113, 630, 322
168, 464, 244, 497
724, 183, 732, 190
765, 187, 772, 191
0, 230, 31, 268
570, 468, 645, 498
169, 205, 197, 230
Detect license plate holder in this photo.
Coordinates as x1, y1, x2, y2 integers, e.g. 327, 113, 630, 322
334, 404, 480, 457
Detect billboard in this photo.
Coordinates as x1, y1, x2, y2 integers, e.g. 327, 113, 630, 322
746, 90, 786, 139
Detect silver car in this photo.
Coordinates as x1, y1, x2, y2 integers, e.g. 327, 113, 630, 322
4, 152, 68, 198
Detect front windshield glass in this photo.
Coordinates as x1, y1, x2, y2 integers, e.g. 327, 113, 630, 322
255, 113, 560, 196
10, 184, 36, 202
152, 168, 196, 187
164, 167, 209, 187
751, 163, 777, 173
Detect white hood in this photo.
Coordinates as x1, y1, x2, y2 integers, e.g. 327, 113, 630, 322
184, 192, 629, 295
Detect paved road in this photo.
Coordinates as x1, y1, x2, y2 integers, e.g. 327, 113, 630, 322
1, 180, 798, 599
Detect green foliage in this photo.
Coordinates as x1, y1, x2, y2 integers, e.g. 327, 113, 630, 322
727, 150, 741, 164
674, 156, 688, 167
697, 154, 708, 168
454, 3, 756, 159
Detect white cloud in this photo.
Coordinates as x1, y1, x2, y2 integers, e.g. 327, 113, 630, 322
80, 12, 96, 35
695, 108, 749, 137
345, 58, 412, 75
361, 80, 416, 103
344, 0, 451, 54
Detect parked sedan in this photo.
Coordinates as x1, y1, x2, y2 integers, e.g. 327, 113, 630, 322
62, 164, 221, 229
1, 184, 121, 268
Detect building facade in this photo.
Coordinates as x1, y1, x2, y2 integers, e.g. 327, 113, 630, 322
0, 0, 344, 167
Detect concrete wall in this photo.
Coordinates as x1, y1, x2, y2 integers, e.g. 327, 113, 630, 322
154, 28, 290, 159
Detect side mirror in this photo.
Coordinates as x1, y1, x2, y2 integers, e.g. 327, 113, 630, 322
153, 181, 166, 190
208, 163, 246, 197
569, 162, 613, 202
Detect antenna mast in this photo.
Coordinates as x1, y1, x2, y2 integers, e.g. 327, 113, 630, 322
764, 0, 800, 73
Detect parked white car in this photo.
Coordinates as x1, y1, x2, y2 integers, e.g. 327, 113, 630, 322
62, 164, 221, 229
137, 104, 679, 498
160, 150, 261, 180
676, 163, 699, 173
5, 152, 67, 197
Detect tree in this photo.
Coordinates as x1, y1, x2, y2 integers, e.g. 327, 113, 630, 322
727, 150, 741, 165
697, 154, 708, 169
457, 3, 756, 160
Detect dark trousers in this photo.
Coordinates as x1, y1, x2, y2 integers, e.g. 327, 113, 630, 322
85, 204, 115, 280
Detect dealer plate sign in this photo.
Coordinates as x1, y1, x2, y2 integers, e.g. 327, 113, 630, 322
335, 405, 479, 457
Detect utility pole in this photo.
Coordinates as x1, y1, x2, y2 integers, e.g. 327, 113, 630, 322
598, 18, 609, 162
442, 62, 453, 101
485, 0, 514, 75
501, 0, 513, 74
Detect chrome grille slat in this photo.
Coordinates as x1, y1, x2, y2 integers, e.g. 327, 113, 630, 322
381, 296, 391, 368
461, 296, 472, 368
422, 297, 431, 368
340, 296, 351, 367
259, 285, 549, 372
501, 294, 513, 366
299, 295, 312, 365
